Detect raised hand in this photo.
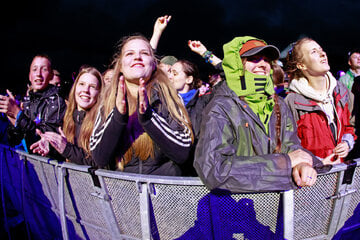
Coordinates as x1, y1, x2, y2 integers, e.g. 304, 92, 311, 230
0, 89, 21, 125
188, 40, 207, 56
116, 75, 127, 114
150, 15, 172, 50
154, 15, 172, 33
138, 78, 148, 114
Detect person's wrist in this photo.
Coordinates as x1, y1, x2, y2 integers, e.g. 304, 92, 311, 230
202, 50, 214, 63
13, 107, 21, 118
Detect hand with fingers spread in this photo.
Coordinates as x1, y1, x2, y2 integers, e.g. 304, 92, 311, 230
0, 89, 21, 124
37, 127, 68, 154
138, 78, 148, 114
292, 162, 317, 187
115, 75, 127, 114
30, 130, 51, 156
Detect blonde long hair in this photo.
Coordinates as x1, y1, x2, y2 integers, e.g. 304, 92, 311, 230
99, 35, 193, 168
63, 67, 103, 155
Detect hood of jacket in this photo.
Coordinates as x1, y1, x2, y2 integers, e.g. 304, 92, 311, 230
222, 36, 275, 97
222, 36, 276, 134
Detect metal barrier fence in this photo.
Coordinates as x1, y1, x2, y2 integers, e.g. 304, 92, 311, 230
0, 144, 359, 240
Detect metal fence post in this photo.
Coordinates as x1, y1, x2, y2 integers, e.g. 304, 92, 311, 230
58, 166, 69, 240
138, 181, 151, 240
283, 190, 294, 240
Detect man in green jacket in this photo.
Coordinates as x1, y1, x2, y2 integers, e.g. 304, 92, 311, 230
194, 36, 325, 193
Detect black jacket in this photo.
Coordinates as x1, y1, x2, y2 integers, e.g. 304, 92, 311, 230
8, 85, 67, 150
61, 110, 99, 167
89, 84, 193, 175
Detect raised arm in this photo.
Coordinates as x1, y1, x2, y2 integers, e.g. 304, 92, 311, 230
188, 40, 222, 66
150, 15, 171, 50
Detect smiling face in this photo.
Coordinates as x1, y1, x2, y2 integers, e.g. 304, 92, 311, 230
75, 73, 100, 111
120, 38, 155, 84
296, 40, 330, 77
29, 56, 53, 92
169, 62, 193, 93
243, 54, 272, 76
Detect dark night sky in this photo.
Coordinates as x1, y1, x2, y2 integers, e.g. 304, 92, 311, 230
4, 0, 360, 95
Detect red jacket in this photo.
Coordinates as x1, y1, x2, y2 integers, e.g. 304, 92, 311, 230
285, 82, 355, 159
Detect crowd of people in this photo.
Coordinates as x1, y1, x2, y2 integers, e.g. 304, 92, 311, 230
0, 15, 359, 193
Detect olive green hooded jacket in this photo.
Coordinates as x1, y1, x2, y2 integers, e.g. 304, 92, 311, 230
194, 37, 323, 192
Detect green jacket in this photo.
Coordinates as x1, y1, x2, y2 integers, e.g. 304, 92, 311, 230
194, 81, 323, 192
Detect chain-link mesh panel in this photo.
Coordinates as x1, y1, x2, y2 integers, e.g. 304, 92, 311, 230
23, 158, 55, 209
150, 184, 209, 240
104, 177, 142, 239
213, 193, 281, 240
346, 166, 360, 220
294, 172, 338, 240
63, 169, 110, 238
66, 214, 113, 240
40, 161, 60, 209
230, 192, 281, 233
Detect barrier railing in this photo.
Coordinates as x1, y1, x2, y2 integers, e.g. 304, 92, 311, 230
1, 144, 359, 240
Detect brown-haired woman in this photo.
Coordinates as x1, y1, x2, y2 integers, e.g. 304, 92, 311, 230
89, 35, 193, 175
30, 67, 103, 166
168, 59, 210, 176
284, 38, 356, 164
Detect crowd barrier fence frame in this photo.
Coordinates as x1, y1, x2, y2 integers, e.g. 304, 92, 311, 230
0, 144, 359, 240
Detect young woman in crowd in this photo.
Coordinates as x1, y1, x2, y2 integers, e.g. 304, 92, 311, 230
30, 67, 103, 166
284, 38, 356, 164
168, 59, 211, 175
89, 35, 193, 175
194, 36, 323, 192
102, 68, 114, 86
169, 60, 206, 136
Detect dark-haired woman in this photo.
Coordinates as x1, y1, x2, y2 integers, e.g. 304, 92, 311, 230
194, 36, 322, 192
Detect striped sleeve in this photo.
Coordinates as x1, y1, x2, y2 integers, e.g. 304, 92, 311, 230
139, 107, 192, 164
89, 107, 128, 168
89, 109, 114, 151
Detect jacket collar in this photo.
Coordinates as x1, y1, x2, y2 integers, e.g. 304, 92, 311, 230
28, 85, 59, 100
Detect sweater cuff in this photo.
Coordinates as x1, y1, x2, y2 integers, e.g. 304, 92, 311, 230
15, 110, 23, 127
342, 133, 355, 151
138, 105, 153, 124
62, 142, 72, 158
113, 107, 129, 124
